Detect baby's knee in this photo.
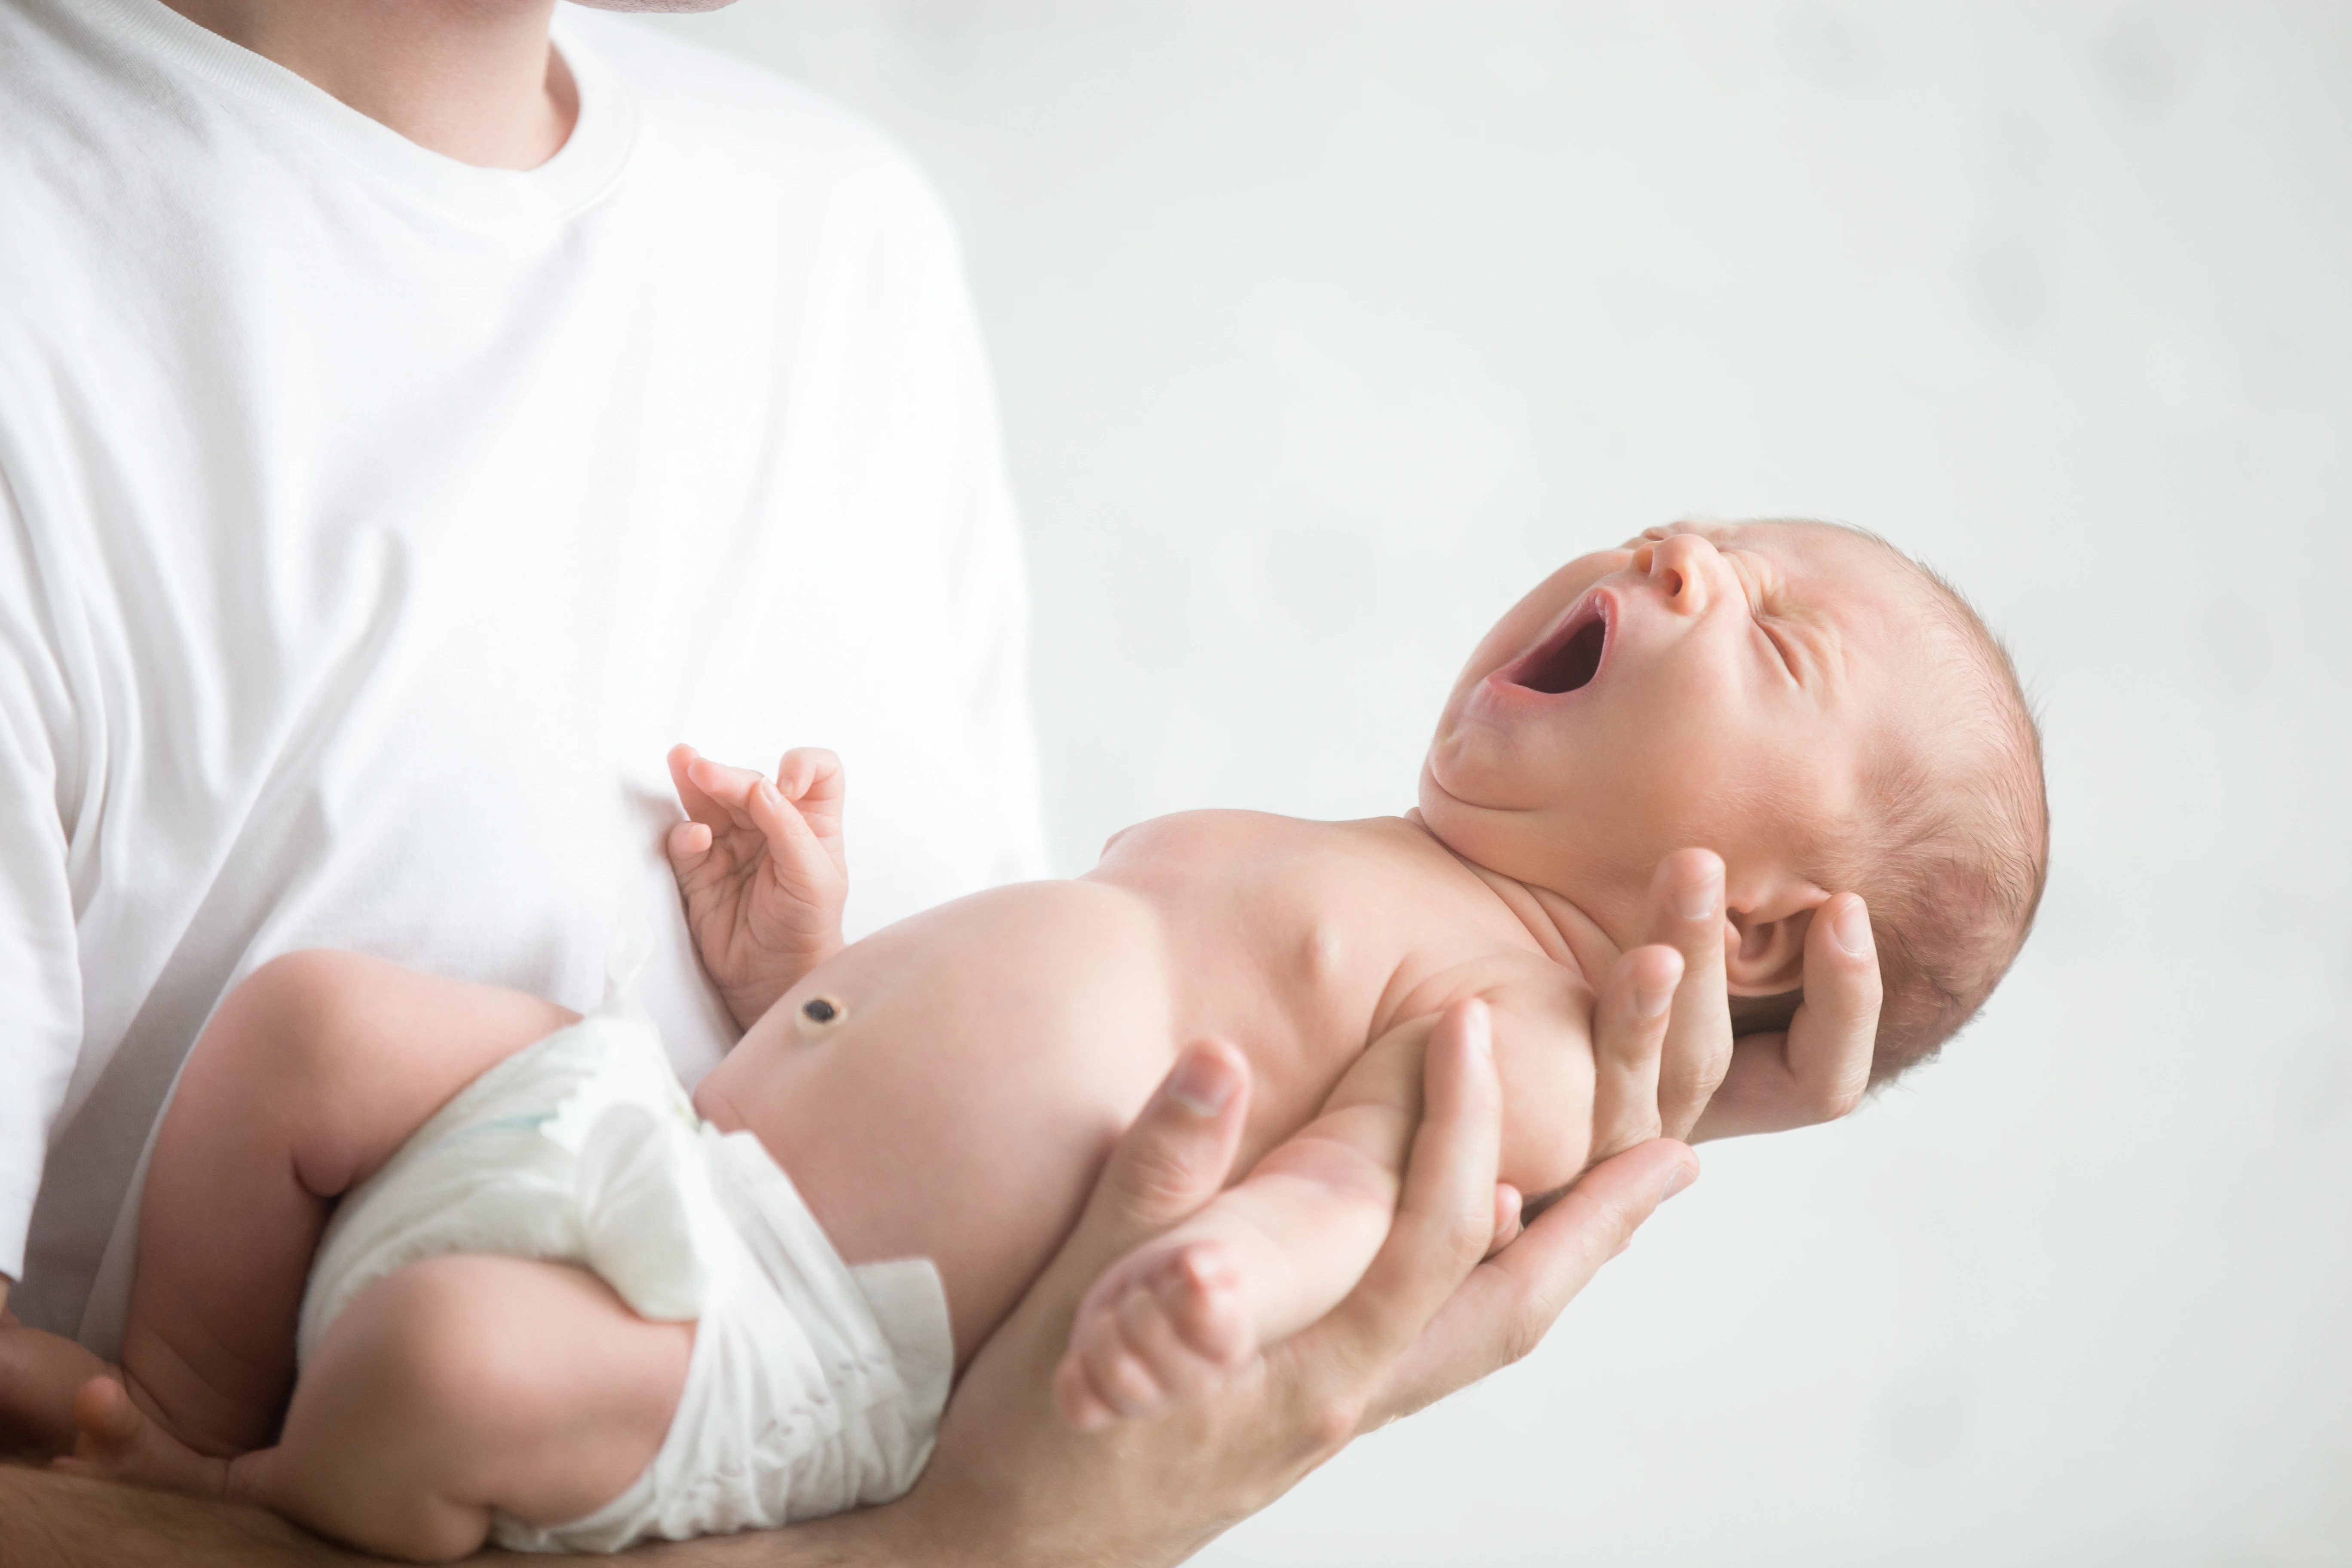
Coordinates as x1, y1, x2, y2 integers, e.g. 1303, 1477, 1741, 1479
193, 950, 389, 1098
230, 949, 378, 1043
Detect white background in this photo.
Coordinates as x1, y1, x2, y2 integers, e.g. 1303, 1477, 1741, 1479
644, 5, 2352, 1562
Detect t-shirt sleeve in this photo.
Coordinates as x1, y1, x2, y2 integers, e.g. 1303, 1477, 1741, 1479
0, 468, 84, 1283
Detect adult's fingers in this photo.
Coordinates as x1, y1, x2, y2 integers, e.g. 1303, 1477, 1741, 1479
1025, 1041, 1252, 1304
1690, 891, 1880, 1140
1643, 849, 1734, 1139
1586, 943, 1680, 1164
1306, 1000, 1501, 1403
1374, 1138, 1697, 1424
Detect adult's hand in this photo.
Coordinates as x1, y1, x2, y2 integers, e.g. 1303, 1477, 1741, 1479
0, 962, 1715, 1568
1629, 848, 1883, 1143
869, 1003, 1698, 1568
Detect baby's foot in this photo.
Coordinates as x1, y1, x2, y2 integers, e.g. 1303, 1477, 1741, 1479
1054, 1239, 1258, 1430
52, 1376, 231, 1498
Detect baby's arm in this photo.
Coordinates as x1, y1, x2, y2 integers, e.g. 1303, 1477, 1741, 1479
1056, 939, 1684, 1428
1055, 1007, 1514, 1428
666, 744, 848, 1030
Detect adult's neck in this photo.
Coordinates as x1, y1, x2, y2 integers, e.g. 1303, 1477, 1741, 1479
158, 0, 578, 169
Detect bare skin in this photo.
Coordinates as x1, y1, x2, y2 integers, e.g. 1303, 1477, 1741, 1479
678, 520, 1914, 1420
2, 0, 1890, 1555
154, 0, 581, 170
0, 1022, 1726, 1568
0, 526, 1906, 1559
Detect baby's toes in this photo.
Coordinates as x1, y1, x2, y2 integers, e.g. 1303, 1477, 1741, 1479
52, 1378, 227, 1498
1146, 1242, 1256, 1372
1051, 1344, 1119, 1430
1074, 1300, 1180, 1421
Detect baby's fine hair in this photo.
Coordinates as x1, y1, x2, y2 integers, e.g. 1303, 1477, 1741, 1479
1822, 526, 2049, 1083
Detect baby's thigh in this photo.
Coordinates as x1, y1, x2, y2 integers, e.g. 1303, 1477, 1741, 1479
169, 950, 579, 1194
285, 1256, 691, 1534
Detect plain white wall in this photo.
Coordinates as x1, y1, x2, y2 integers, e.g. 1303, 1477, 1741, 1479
641, 4, 2352, 1562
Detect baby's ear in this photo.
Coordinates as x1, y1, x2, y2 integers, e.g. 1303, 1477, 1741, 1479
1723, 891, 1828, 994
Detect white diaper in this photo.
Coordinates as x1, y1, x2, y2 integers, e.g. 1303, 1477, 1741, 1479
298, 968, 952, 1553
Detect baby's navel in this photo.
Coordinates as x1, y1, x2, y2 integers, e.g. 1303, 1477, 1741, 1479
796, 995, 847, 1038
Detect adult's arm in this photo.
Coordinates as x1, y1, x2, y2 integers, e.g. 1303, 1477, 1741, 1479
0, 854, 1876, 1566
0, 1018, 1687, 1568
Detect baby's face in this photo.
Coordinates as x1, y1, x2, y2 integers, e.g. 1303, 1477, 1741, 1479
1421, 521, 1926, 953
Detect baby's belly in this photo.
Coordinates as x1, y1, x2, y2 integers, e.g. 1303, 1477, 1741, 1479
710, 881, 1181, 1367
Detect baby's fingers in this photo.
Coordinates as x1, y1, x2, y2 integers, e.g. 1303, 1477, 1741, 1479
664, 820, 715, 876
743, 775, 840, 898
668, 743, 728, 828
1587, 943, 1681, 1165
685, 753, 773, 823
775, 748, 846, 842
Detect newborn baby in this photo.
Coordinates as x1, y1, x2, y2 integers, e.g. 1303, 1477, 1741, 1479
0, 521, 2046, 1560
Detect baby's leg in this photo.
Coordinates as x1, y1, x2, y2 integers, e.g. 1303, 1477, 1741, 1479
65, 1255, 691, 1564
113, 952, 575, 1458
1057, 1014, 1458, 1427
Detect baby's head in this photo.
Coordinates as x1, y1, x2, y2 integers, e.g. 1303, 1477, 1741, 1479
1421, 520, 2046, 1080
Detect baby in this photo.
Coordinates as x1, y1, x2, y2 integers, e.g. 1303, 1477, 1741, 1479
0, 521, 2046, 1559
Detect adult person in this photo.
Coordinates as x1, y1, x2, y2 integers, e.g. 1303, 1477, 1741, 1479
0, 0, 1881, 1559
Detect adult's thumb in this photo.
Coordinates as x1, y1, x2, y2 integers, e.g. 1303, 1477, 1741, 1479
1046, 1040, 1251, 1291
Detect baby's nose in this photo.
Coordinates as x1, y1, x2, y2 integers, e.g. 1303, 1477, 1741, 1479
1635, 533, 1718, 614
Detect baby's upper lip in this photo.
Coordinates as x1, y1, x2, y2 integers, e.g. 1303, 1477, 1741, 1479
1499, 588, 1613, 696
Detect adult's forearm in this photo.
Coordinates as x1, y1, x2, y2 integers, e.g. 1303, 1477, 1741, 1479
0, 1464, 369, 1568
0, 1467, 941, 1568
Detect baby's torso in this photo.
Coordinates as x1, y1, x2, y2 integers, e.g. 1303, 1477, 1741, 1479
696, 812, 1588, 1366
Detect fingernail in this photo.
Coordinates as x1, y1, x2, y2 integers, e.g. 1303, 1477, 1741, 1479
1675, 873, 1718, 922
1832, 898, 1872, 958
1659, 1163, 1697, 1203
1464, 998, 1494, 1058
1162, 1049, 1236, 1117
1634, 981, 1672, 1020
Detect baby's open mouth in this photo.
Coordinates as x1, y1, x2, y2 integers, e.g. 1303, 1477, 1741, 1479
1505, 596, 1609, 695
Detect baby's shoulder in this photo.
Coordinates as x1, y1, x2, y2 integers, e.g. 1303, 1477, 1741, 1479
1095, 809, 1410, 875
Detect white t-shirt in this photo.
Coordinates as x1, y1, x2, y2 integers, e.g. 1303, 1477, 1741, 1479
0, 0, 1048, 1354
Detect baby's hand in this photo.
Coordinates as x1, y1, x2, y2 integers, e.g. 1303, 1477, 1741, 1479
665, 744, 847, 1031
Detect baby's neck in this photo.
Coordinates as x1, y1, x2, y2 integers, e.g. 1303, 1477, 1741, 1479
1400, 811, 1624, 984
